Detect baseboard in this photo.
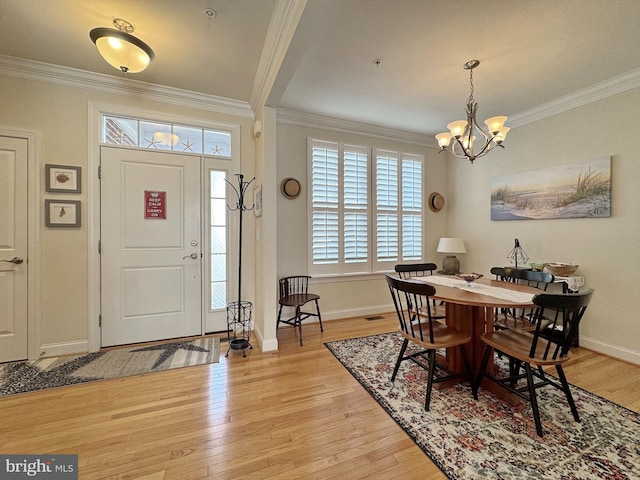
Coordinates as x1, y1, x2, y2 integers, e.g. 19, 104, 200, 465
260, 337, 279, 353
319, 304, 393, 322
580, 337, 640, 365
251, 325, 279, 353
37, 340, 90, 359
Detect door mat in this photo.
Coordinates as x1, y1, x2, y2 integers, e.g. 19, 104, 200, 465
0, 337, 220, 398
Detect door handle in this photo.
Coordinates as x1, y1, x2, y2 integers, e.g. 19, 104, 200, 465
182, 252, 199, 260
0, 256, 24, 264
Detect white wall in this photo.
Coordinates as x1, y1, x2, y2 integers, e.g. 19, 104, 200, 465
447, 87, 640, 363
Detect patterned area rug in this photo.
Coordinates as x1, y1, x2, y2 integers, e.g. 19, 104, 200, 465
325, 332, 640, 480
0, 337, 220, 398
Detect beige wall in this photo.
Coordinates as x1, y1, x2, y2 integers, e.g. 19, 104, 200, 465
0, 74, 257, 356
447, 87, 640, 363
3, 65, 637, 364
275, 123, 448, 320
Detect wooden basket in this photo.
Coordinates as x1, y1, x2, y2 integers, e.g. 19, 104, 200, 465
545, 263, 578, 276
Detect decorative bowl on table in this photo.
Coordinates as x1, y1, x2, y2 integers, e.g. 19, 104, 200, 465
530, 262, 545, 272
544, 263, 578, 276
456, 272, 484, 286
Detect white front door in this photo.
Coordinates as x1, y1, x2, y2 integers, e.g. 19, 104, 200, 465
0, 136, 28, 362
100, 147, 202, 347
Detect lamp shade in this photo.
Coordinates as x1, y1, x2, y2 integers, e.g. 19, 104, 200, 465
437, 238, 466, 254
90, 27, 154, 73
435, 132, 453, 148
447, 120, 468, 138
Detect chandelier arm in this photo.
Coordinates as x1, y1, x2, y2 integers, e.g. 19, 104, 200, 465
450, 138, 472, 160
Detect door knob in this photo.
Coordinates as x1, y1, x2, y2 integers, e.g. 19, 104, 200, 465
182, 252, 199, 260
0, 256, 24, 264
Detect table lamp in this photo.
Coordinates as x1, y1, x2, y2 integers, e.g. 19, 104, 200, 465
437, 237, 466, 274
507, 238, 529, 268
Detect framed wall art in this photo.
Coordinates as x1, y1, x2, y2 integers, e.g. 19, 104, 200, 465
490, 156, 611, 221
254, 184, 263, 217
45, 164, 81, 193
45, 200, 81, 227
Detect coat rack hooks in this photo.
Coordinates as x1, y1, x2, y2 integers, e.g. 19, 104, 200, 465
225, 173, 255, 211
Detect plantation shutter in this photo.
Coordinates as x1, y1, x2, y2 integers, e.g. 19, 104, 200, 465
402, 155, 422, 260
311, 140, 339, 274
343, 145, 369, 271
375, 151, 399, 266
308, 139, 424, 276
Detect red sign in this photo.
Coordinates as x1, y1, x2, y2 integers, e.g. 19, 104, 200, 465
144, 190, 166, 219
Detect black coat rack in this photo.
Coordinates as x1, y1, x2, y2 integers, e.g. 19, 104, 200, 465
224, 173, 255, 356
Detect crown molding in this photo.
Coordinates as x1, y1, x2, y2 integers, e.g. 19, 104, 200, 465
0, 54, 254, 119
278, 66, 640, 145
509, 66, 640, 127
3, 53, 639, 139
276, 108, 434, 147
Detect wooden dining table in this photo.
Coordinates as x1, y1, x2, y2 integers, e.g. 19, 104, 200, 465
410, 275, 541, 390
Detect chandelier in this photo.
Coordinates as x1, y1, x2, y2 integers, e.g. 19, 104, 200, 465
435, 60, 509, 164
89, 18, 155, 74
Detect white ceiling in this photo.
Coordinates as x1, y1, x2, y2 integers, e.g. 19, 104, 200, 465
2, 0, 640, 138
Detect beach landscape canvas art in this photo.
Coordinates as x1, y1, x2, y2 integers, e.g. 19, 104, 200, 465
491, 157, 611, 221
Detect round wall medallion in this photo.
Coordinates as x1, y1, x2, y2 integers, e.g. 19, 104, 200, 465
280, 177, 301, 199
428, 192, 445, 212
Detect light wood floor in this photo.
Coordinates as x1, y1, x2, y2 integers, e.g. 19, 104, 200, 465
1, 315, 638, 480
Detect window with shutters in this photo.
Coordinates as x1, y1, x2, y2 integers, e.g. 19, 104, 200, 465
308, 139, 424, 276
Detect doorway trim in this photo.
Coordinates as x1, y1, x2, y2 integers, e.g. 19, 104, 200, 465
87, 102, 241, 352
0, 127, 42, 360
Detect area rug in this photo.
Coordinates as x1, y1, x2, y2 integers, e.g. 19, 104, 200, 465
325, 332, 640, 480
0, 337, 220, 398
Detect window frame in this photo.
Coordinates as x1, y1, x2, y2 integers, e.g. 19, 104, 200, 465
307, 138, 425, 277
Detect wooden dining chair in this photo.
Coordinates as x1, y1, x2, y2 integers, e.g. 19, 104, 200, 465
394, 263, 446, 320
473, 289, 594, 437
494, 269, 555, 332
277, 275, 323, 346
386, 274, 472, 411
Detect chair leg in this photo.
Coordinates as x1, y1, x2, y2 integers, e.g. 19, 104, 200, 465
424, 349, 437, 411
509, 359, 522, 387
276, 304, 283, 330
315, 299, 324, 332
391, 338, 409, 382
556, 364, 580, 423
459, 344, 472, 383
473, 346, 493, 399
295, 306, 303, 346
524, 363, 543, 437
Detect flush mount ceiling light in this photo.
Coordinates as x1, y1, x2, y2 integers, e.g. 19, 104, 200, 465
89, 18, 155, 74
435, 60, 509, 164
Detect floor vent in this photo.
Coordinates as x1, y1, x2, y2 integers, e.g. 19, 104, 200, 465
364, 315, 385, 321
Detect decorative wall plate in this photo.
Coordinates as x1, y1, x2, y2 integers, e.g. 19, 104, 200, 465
280, 177, 301, 199
428, 192, 445, 212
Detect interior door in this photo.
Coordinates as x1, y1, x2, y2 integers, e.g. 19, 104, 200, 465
0, 136, 28, 362
100, 147, 202, 347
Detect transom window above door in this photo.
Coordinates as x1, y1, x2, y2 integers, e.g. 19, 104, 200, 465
102, 115, 232, 157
